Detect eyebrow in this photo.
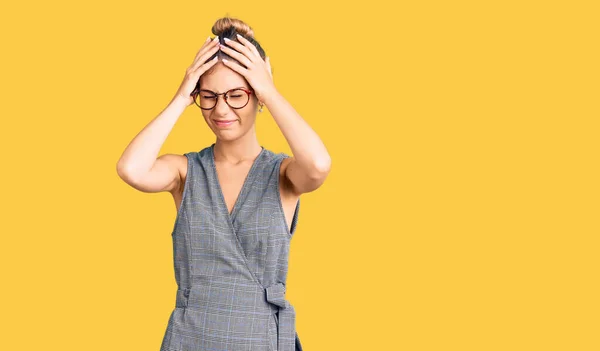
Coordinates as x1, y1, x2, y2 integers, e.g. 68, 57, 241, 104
201, 86, 247, 94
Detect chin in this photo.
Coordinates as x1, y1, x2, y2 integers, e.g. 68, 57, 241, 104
214, 130, 241, 140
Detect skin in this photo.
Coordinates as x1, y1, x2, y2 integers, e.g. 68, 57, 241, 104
117, 35, 330, 234
174, 61, 300, 232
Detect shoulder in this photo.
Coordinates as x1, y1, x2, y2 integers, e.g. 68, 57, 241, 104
260, 149, 291, 173
164, 148, 206, 195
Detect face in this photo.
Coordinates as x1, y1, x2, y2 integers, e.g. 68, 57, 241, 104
198, 62, 260, 141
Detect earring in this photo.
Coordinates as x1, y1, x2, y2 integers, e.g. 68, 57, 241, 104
259, 104, 264, 113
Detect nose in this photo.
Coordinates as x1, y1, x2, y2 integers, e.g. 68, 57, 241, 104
214, 94, 230, 113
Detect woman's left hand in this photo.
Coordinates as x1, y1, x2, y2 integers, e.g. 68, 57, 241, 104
219, 34, 276, 104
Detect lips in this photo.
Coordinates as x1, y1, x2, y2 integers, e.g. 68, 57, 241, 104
213, 119, 237, 127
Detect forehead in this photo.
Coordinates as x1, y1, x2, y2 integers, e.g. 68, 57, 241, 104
200, 63, 249, 92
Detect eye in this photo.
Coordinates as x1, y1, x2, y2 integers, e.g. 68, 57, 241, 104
201, 95, 217, 99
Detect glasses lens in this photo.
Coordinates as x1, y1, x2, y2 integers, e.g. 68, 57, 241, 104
226, 89, 249, 108
197, 91, 217, 109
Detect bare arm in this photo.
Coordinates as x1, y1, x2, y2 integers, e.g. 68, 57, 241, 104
116, 37, 220, 193
116, 99, 187, 193
219, 35, 331, 195
263, 90, 332, 195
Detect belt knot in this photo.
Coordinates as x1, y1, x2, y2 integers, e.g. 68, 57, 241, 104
265, 282, 289, 309
265, 282, 297, 351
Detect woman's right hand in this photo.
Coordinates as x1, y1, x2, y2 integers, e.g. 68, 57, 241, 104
173, 37, 221, 106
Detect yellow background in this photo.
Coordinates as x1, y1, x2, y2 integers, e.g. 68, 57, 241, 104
1, 0, 598, 350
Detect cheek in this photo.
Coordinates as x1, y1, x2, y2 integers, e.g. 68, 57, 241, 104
238, 108, 258, 122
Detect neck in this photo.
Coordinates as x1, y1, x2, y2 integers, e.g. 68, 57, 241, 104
213, 137, 262, 164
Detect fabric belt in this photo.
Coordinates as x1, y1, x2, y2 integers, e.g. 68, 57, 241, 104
265, 283, 297, 351
174, 283, 300, 350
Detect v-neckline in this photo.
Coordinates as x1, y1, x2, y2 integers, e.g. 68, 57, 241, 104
209, 143, 265, 223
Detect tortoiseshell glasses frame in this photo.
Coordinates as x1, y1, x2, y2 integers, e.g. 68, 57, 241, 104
191, 83, 254, 110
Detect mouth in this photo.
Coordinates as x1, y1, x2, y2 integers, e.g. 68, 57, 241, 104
213, 119, 237, 128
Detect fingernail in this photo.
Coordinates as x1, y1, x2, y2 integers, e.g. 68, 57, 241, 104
212, 37, 219, 43
224, 37, 231, 42
206, 36, 210, 42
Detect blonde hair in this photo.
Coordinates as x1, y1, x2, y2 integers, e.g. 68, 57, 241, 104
206, 16, 267, 65
212, 16, 255, 39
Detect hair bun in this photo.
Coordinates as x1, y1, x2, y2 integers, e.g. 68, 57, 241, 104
212, 16, 254, 38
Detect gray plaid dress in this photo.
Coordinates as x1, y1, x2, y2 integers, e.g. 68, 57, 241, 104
159, 143, 303, 351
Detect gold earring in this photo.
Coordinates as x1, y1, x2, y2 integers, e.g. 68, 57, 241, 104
259, 104, 264, 113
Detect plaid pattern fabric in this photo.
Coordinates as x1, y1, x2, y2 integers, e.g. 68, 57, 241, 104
160, 143, 302, 351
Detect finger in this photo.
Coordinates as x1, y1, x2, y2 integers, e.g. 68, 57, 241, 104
192, 38, 219, 63
219, 45, 252, 69
189, 56, 219, 87
191, 38, 220, 65
191, 37, 213, 62
221, 58, 247, 76
189, 44, 220, 71
189, 45, 219, 73
192, 55, 219, 74
235, 34, 262, 60
223, 37, 258, 62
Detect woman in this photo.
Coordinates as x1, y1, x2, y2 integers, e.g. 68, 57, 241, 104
116, 17, 331, 351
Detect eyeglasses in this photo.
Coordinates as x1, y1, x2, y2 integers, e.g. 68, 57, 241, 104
191, 85, 254, 110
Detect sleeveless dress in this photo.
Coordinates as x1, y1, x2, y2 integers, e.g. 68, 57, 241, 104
159, 143, 303, 351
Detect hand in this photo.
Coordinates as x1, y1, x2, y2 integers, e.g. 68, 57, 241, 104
218, 34, 277, 104
172, 37, 220, 106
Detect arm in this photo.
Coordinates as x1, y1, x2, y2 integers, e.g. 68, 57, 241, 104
263, 90, 331, 195
116, 37, 220, 193
218, 35, 331, 194
116, 97, 188, 193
